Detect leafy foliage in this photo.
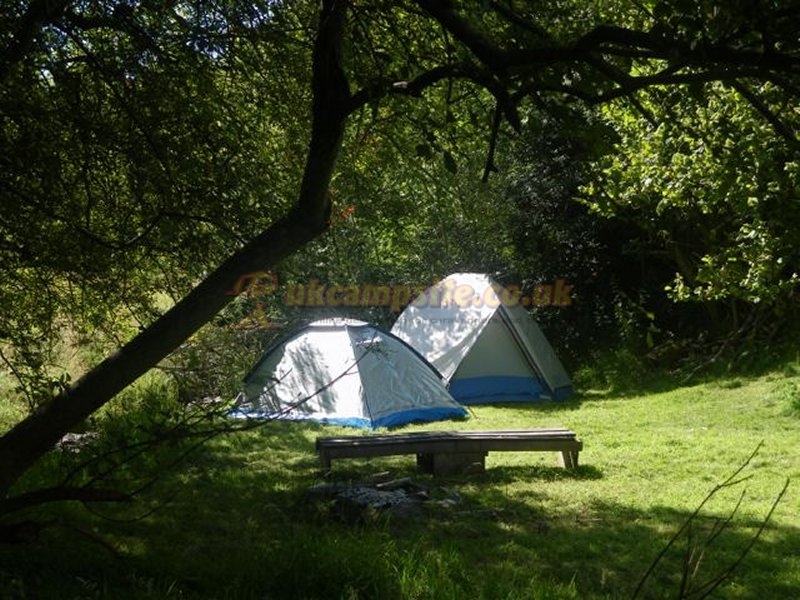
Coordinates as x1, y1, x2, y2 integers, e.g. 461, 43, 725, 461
499, 109, 632, 362
579, 78, 800, 345
585, 82, 800, 304
2, 0, 800, 525
0, 1, 311, 408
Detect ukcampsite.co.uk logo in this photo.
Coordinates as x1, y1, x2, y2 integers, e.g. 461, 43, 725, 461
226, 272, 573, 330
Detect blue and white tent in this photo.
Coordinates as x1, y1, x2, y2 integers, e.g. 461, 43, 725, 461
391, 273, 573, 404
235, 319, 467, 429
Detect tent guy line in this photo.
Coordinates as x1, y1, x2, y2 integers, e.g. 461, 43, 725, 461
234, 319, 467, 429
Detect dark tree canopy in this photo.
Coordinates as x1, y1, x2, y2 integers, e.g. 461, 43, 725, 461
1, 0, 798, 518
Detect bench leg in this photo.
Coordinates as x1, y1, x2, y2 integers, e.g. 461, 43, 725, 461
319, 452, 332, 471
431, 452, 487, 477
418, 452, 486, 476
416, 453, 434, 474
559, 450, 579, 469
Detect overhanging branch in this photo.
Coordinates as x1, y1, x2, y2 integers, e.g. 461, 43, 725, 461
350, 61, 520, 131
414, 0, 508, 72
0, 485, 131, 516
0, 0, 353, 498
0, 0, 72, 84
730, 81, 800, 149
482, 103, 502, 183
415, 3, 800, 95
547, 68, 771, 105
349, 63, 469, 109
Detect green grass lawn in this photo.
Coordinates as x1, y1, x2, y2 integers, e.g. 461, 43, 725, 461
2, 365, 799, 599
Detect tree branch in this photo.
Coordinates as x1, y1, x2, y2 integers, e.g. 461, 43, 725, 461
0, 0, 72, 84
0, 485, 131, 515
577, 68, 768, 105
689, 479, 788, 598
415, 5, 800, 88
415, 0, 509, 72
729, 81, 800, 150
62, 7, 156, 52
349, 63, 468, 109
633, 442, 789, 598
487, 1, 553, 42
351, 61, 519, 131
481, 103, 502, 183
0, 0, 353, 498
573, 24, 669, 54
413, 2, 800, 140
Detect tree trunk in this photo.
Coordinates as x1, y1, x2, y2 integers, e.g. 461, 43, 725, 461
0, 0, 351, 498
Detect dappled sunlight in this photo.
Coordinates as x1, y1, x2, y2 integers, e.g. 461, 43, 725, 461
4, 365, 800, 598
237, 321, 466, 428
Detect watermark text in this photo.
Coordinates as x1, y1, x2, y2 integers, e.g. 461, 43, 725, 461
227, 272, 572, 329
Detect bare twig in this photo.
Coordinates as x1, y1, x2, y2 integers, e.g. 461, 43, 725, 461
2, 333, 379, 520
633, 442, 789, 598
687, 478, 789, 599
0, 348, 33, 409
481, 103, 503, 183
0, 485, 131, 515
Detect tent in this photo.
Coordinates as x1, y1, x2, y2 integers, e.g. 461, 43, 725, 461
235, 319, 468, 428
391, 273, 573, 404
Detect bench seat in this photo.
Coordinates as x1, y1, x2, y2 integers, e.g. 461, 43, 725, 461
316, 428, 582, 476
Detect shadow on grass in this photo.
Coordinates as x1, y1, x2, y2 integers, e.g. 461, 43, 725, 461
318, 463, 604, 491
479, 463, 604, 483
572, 342, 800, 402
571, 373, 687, 401
2, 421, 797, 600
484, 397, 586, 413
387, 490, 800, 599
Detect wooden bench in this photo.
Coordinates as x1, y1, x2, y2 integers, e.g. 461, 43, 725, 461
316, 428, 582, 476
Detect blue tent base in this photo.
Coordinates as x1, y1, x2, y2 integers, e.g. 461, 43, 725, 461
450, 376, 572, 405
551, 385, 574, 401
371, 406, 468, 429
229, 405, 467, 429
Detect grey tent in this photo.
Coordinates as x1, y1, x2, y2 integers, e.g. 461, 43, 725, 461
391, 273, 573, 404
234, 319, 468, 428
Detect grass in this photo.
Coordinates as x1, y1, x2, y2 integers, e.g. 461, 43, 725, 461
0, 370, 26, 436
2, 365, 800, 599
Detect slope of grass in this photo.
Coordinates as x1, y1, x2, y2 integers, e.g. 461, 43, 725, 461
0, 371, 26, 436
2, 365, 799, 598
